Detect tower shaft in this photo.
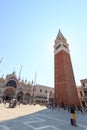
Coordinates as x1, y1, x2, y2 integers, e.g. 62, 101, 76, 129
54, 30, 79, 106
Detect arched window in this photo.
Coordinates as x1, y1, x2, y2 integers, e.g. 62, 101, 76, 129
80, 91, 83, 97
45, 90, 47, 93
83, 82, 85, 87
50, 91, 52, 94
6, 80, 17, 88
40, 89, 42, 92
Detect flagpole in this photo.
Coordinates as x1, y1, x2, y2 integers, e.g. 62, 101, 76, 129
0, 57, 3, 64
18, 65, 23, 80
34, 72, 37, 86
32, 72, 37, 104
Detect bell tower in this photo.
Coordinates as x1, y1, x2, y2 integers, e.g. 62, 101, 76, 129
54, 30, 79, 106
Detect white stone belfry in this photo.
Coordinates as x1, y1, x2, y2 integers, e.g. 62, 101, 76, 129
54, 30, 69, 55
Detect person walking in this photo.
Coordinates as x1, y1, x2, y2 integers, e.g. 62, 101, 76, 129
70, 104, 77, 126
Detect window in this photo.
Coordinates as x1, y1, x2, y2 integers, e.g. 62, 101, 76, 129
50, 91, 52, 94
83, 82, 85, 87
80, 91, 83, 97
56, 44, 61, 50
45, 90, 47, 93
40, 89, 42, 92
6, 80, 17, 88
84, 91, 87, 96
63, 44, 68, 49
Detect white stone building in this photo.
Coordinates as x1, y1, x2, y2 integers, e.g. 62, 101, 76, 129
77, 79, 87, 107
33, 84, 54, 103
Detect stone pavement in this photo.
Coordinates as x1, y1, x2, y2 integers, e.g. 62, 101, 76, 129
0, 105, 87, 130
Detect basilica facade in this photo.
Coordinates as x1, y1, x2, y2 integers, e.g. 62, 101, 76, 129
0, 72, 54, 104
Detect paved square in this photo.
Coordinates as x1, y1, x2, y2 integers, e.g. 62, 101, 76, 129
0, 104, 87, 130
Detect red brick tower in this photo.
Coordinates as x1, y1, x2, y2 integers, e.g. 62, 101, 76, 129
54, 30, 79, 106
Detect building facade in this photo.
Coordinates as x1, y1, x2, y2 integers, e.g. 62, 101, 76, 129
33, 84, 54, 104
77, 79, 87, 107
0, 72, 54, 104
54, 30, 80, 106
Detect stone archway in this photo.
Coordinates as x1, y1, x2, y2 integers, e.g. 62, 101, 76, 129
4, 88, 15, 101
17, 91, 23, 101
24, 93, 31, 102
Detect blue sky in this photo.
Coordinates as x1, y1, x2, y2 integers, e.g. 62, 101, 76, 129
0, 0, 87, 87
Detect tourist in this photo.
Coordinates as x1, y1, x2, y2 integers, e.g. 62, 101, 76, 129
70, 104, 77, 126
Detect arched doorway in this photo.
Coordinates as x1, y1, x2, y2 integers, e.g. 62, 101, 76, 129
17, 91, 23, 101
4, 88, 15, 101
24, 93, 30, 102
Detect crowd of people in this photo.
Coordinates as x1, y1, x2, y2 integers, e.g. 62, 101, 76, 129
46, 102, 87, 127
0, 97, 46, 108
